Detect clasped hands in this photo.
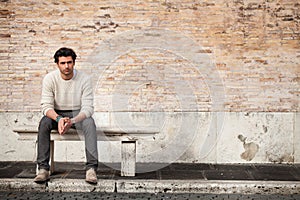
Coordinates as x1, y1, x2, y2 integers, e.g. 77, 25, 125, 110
58, 117, 73, 135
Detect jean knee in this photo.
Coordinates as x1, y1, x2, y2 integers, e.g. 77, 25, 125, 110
81, 117, 96, 130
39, 116, 54, 132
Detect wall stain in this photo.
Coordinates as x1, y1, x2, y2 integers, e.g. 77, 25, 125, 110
262, 125, 268, 133
266, 152, 294, 163
238, 134, 259, 161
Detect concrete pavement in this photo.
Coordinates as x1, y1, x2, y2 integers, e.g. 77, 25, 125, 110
0, 162, 300, 194
1, 191, 300, 200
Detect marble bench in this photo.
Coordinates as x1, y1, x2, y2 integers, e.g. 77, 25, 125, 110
13, 125, 158, 176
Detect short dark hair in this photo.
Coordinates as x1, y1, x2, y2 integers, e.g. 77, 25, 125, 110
54, 47, 77, 63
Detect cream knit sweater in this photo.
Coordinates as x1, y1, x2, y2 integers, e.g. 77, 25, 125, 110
41, 69, 94, 118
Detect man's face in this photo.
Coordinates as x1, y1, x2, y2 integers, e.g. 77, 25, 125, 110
57, 56, 74, 80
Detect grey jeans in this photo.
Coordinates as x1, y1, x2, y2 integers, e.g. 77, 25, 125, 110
37, 110, 98, 171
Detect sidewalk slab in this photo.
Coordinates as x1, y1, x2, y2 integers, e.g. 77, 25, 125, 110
1, 178, 300, 195
115, 180, 300, 194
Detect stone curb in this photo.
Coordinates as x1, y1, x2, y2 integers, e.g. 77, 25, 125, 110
1, 179, 300, 194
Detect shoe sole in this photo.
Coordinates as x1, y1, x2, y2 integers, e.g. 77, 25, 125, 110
34, 177, 50, 184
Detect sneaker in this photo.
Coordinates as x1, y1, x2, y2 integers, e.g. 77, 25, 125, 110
85, 168, 97, 184
34, 169, 50, 183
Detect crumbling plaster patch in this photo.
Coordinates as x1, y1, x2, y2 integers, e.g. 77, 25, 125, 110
238, 134, 259, 161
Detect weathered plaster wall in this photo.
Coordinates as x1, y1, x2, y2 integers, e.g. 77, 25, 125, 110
1, 112, 298, 166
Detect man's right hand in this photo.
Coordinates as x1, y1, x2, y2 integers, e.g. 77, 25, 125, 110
58, 117, 70, 135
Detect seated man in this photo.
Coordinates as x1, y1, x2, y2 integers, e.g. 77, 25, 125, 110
34, 47, 98, 184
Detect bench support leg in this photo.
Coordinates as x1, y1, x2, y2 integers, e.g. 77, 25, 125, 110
121, 141, 136, 176
50, 140, 54, 175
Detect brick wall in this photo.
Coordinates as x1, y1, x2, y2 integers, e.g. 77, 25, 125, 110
0, 0, 299, 112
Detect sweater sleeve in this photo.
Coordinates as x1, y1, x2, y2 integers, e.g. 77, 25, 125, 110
79, 75, 94, 118
41, 73, 55, 116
